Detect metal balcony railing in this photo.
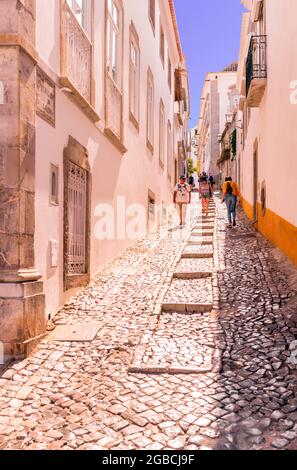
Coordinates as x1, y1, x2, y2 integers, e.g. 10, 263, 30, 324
246, 35, 267, 97
63, 3, 92, 103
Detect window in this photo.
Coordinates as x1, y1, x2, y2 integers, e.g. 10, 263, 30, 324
160, 24, 165, 66
67, 161, 87, 275
50, 164, 59, 205
182, 88, 187, 112
168, 56, 172, 92
147, 68, 154, 151
148, 190, 156, 228
107, 0, 121, 85
66, 0, 85, 26
159, 100, 165, 169
148, 0, 155, 31
167, 121, 172, 180
173, 116, 179, 159
129, 24, 140, 127
255, 0, 266, 35
66, 0, 90, 34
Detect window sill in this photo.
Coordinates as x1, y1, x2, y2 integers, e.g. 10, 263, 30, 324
176, 111, 183, 126
129, 112, 140, 132
104, 128, 128, 154
64, 273, 90, 291
149, 17, 156, 36
59, 77, 100, 123
147, 140, 154, 155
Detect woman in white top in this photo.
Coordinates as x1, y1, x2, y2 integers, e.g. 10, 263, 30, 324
173, 175, 192, 226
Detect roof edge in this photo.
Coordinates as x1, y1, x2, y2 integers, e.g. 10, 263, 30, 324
168, 0, 183, 62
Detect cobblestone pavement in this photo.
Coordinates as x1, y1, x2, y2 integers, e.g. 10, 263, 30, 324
1, 196, 297, 450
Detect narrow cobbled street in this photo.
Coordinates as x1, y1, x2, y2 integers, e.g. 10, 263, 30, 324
1, 196, 297, 451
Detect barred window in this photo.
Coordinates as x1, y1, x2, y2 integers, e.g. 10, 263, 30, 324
66, 162, 87, 275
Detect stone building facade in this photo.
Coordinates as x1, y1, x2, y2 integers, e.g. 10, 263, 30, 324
197, 66, 238, 184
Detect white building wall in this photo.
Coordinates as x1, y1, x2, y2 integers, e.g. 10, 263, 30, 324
237, 0, 297, 265
34, 0, 187, 317
239, 0, 297, 227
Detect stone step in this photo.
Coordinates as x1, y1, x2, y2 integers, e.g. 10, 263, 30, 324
174, 259, 213, 280
162, 278, 213, 313
201, 214, 215, 219
195, 221, 215, 226
191, 231, 214, 237
173, 272, 212, 280
162, 303, 213, 313
182, 245, 214, 259
128, 365, 213, 374
192, 225, 214, 234
181, 252, 213, 259
193, 226, 214, 231
188, 239, 213, 246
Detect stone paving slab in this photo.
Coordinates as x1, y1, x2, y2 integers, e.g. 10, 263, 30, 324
48, 324, 101, 342
129, 312, 221, 374
173, 258, 213, 279
182, 245, 214, 259
163, 278, 213, 311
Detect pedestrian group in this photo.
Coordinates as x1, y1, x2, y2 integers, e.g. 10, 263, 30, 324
173, 172, 240, 227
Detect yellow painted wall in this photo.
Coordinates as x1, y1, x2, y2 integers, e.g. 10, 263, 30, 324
241, 198, 297, 267
240, 197, 253, 221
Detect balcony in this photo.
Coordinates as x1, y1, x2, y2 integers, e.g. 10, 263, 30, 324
178, 140, 187, 162
246, 35, 267, 107
104, 74, 127, 154
60, 3, 99, 122
174, 101, 184, 126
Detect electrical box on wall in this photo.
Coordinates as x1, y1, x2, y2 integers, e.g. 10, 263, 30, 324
50, 240, 58, 268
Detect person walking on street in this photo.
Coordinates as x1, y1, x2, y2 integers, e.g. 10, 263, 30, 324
199, 176, 212, 217
173, 175, 192, 226
188, 175, 195, 190
221, 176, 240, 228
209, 175, 215, 190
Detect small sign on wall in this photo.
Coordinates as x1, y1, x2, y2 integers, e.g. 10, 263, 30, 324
36, 67, 56, 127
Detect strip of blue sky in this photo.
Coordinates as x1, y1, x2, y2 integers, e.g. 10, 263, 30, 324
174, 0, 245, 128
